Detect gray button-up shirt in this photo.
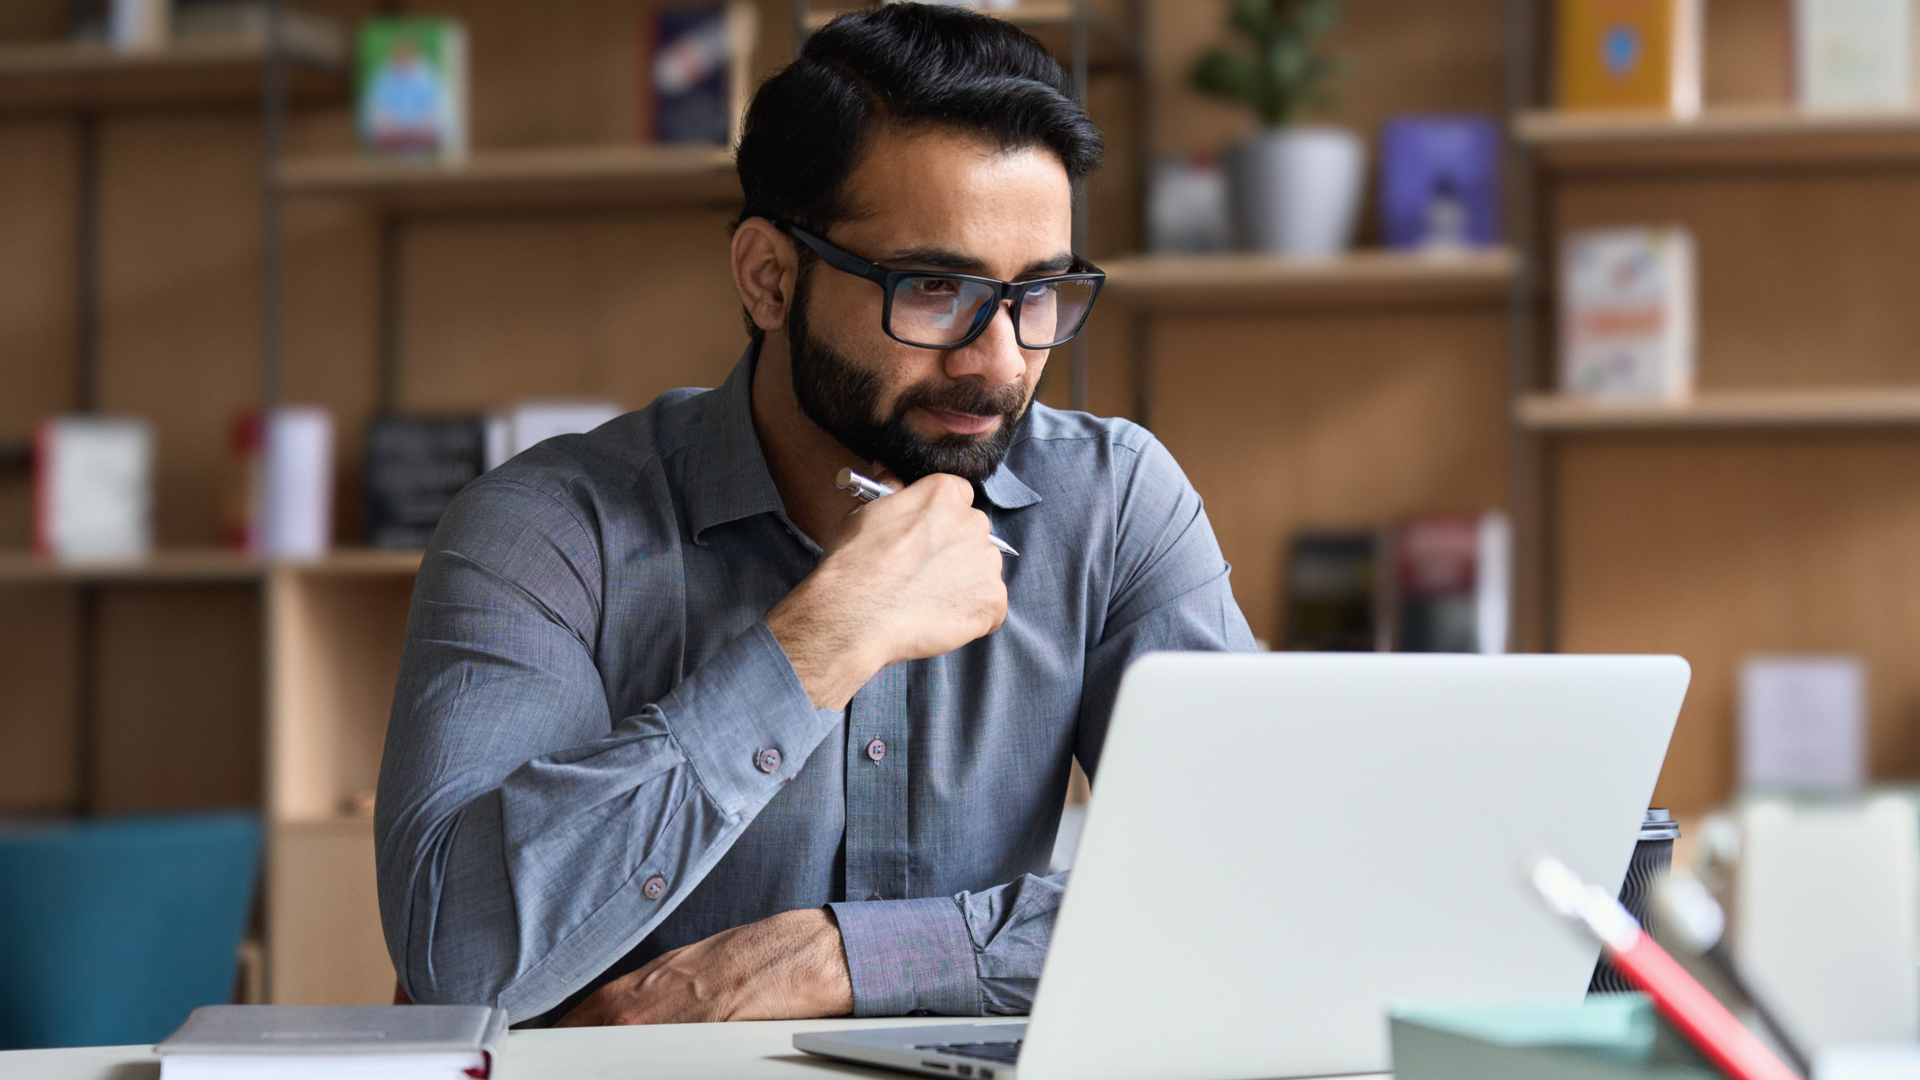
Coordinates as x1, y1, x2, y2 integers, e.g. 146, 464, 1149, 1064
376, 346, 1255, 1024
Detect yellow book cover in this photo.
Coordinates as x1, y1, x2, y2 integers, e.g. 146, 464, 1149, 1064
1556, 0, 1701, 114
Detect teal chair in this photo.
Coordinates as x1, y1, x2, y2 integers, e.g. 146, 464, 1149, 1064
0, 811, 262, 1049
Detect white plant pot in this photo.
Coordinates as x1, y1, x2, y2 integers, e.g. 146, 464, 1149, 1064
1228, 125, 1367, 257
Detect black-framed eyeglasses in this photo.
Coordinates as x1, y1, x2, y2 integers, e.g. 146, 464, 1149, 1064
779, 222, 1106, 351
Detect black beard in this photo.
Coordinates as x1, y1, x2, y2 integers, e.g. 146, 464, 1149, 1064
787, 268, 1030, 484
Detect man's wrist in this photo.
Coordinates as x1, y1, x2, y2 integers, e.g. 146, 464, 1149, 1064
751, 907, 852, 1019
766, 572, 886, 710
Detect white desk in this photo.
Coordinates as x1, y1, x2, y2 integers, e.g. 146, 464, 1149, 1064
0, 1016, 1395, 1080
0, 1017, 982, 1080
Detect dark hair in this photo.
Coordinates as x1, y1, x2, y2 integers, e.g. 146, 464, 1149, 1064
733, 4, 1104, 260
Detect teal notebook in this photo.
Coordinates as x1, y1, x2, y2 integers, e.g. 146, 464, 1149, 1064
1391, 996, 1723, 1080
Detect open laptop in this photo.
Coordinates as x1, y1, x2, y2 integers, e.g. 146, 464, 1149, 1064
795, 652, 1689, 1080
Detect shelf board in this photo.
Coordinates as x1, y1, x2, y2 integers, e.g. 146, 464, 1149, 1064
1514, 107, 1920, 169
277, 144, 741, 211
0, 547, 423, 584
0, 39, 347, 113
1517, 388, 1920, 432
805, 1, 1134, 68
279, 548, 423, 576
1099, 248, 1517, 311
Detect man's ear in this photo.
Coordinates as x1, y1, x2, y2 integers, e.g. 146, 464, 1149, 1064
732, 218, 799, 334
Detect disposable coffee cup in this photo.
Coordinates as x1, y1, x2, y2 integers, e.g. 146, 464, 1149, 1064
1587, 808, 1680, 994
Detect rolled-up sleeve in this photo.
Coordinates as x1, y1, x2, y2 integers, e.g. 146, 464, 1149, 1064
374, 476, 838, 1021
832, 871, 1065, 1017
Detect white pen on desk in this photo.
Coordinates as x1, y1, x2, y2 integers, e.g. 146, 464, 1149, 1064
836, 467, 1020, 557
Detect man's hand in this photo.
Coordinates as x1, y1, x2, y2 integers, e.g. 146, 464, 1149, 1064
767, 471, 1008, 710
555, 908, 854, 1027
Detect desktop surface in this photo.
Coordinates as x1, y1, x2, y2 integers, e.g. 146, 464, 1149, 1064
0, 1015, 1395, 1080
4, 1016, 1373, 1080
11, 1014, 1305, 1068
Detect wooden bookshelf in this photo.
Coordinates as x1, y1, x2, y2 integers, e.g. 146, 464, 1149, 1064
1518, 389, 1920, 432
1100, 249, 1517, 310
0, 39, 347, 112
0, 549, 423, 585
276, 145, 741, 211
1514, 93, 1920, 810
264, 558, 418, 1004
1514, 107, 1920, 169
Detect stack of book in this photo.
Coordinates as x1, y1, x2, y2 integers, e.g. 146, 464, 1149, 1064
1281, 513, 1510, 655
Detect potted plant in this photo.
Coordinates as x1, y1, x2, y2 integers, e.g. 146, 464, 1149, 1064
1192, 0, 1362, 257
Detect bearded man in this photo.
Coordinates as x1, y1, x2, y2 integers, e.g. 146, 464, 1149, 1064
375, 2, 1255, 1028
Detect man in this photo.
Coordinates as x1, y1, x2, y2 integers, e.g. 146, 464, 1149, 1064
376, 3, 1255, 1028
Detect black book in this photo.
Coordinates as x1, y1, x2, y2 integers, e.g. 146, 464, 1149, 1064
363, 416, 484, 550
1281, 531, 1386, 652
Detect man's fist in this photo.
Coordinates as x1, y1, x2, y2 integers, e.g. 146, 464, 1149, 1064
767, 470, 1009, 710
555, 908, 854, 1027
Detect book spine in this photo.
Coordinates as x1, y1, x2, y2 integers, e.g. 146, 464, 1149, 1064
445, 21, 469, 162
32, 419, 56, 560
1672, 0, 1704, 116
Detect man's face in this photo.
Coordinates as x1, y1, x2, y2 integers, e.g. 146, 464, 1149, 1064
787, 128, 1074, 483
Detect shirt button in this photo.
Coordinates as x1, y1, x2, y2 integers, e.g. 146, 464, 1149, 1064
865, 738, 887, 762
755, 747, 783, 774
642, 875, 667, 900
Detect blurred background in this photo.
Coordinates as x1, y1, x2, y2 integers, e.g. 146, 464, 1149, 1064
4, 0, 1920, 1055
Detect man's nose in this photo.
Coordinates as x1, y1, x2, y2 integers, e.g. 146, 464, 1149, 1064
943, 300, 1027, 389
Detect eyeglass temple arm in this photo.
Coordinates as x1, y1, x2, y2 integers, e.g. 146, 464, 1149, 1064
781, 223, 891, 286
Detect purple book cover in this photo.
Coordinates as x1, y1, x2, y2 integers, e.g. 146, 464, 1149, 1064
1379, 115, 1501, 250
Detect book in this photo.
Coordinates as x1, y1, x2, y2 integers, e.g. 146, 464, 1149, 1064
1379, 115, 1502, 252
357, 18, 468, 162
172, 1, 350, 66
1392, 512, 1510, 655
646, 1, 759, 146
1282, 531, 1387, 652
363, 416, 485, 550
33, 415, 154, 564
1792, 0, 1914, 110
111, 0, 169, 51
1391, 996, 1719, 1080
157, 1004, 508, 1080
482, 401, 622, 471
1738, 654, 1867, 790
1147, 154, 1230, 254
1555, 0, 1702, 116
1559, 225, 1696, 401
224, 407, 336, 560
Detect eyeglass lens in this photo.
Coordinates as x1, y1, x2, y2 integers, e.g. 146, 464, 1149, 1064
888, 275, 1098, 350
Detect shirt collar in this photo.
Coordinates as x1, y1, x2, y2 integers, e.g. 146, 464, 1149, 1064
684, 341, 1045, 541
978, 455, 1042, 510
685, 344, 786, 544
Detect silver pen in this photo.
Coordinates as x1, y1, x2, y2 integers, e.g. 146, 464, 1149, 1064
836, 468, 1020, 557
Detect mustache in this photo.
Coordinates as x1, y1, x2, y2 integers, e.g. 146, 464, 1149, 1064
890, 378, 1029, 423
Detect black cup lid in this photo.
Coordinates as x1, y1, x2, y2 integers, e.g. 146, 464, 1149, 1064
1640, 808, 1680, 841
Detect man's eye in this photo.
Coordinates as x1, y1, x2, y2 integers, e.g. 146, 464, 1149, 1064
910, 278, 961, 297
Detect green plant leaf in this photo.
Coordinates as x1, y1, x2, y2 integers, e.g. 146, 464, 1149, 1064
1193, 0, 1349, 126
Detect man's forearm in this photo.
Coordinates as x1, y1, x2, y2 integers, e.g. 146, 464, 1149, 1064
382, 611, 841, 1018
558, 908, 853, 1026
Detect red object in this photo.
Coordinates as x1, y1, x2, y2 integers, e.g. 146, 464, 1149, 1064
1606, 927, 1800, 1080
1395, 515, 1479, 598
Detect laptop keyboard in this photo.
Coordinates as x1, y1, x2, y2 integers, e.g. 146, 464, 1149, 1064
916, 1040, 1022, 1064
